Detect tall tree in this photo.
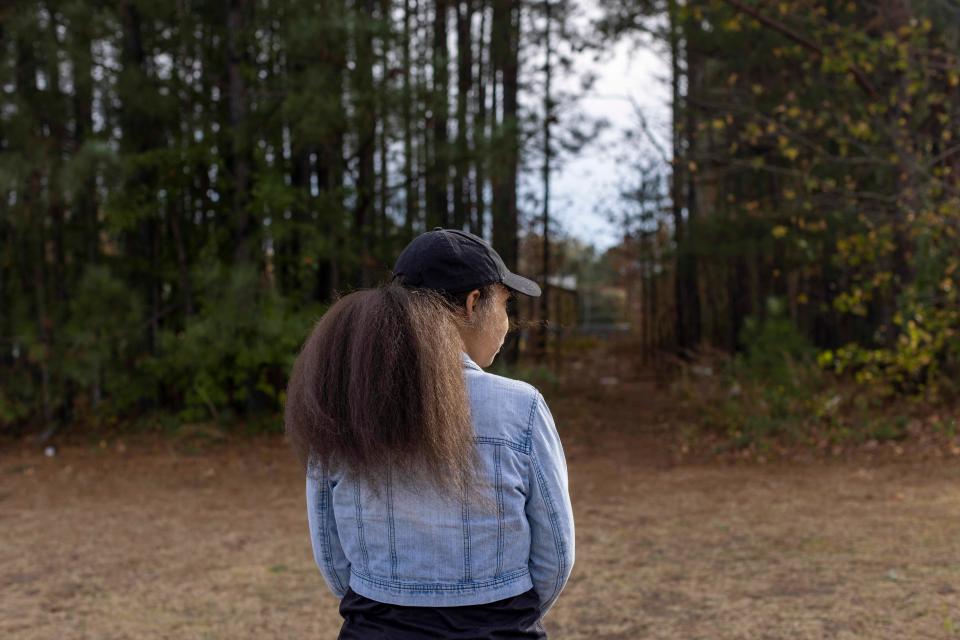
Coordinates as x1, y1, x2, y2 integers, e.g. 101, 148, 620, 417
226, 0, 256, 265
453, 0, 473, 229
490, 0, 520, 269
537, 0, 555, 360
401, 0, 418, 239
427, 0, 451, 228
353, 0, 377, 285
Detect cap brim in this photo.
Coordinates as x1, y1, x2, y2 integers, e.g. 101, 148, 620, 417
502, 271, 542, 297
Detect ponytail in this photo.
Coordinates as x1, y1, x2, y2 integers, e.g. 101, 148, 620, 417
284, 281, 483, 496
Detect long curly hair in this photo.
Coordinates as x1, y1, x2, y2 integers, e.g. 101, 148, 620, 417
284, 280, 496, 498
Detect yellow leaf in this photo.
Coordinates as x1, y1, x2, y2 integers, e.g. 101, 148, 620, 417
723, 18, 742, 32
772, 225, 788, 238
850, 121, 871, 139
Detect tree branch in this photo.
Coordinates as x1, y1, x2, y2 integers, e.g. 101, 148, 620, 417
717, 0, 880, 99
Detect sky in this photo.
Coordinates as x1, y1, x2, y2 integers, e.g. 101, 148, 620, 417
547, 15, 671, 252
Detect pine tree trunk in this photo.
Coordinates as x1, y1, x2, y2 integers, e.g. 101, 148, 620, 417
313, 0, 347, 299
402, 0, 418, 240
673, 3, 701, 354
491, 0, 519, 269
171, 2, 194, 316
227, 0, 255, 265
453, 0, 473, 230
427, 0, 451, 229
119, 1, 161, 354
491, 0, 520, 363
16, 27, 54, 429
378, 0, 392, 252
472, 1, 489, 236
538, 0, 553, 361
354, 0, 377, 285
69, 10, 99, 266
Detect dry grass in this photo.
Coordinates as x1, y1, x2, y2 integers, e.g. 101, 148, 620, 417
3, 371, 960, 639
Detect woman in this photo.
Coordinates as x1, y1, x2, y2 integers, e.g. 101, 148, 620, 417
285, 228, 575, 639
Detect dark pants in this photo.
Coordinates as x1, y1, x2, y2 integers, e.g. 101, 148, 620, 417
338, 586, 548, 640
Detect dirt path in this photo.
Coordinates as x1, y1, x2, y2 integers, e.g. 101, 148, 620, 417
3, 380, 960, 639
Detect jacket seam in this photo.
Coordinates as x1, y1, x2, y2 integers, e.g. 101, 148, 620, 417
532, 447, 567, 606
494, 444, 504, 577
461, 486, 472, 581
318, 467, 346, 593
351, 566, 530, 592
353, 481, 370, 572
386, 467, 398, 580
523, 392, 539, 455
474, 435, 527, 454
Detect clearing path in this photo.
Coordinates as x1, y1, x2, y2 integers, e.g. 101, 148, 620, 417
3, 376, 960, 639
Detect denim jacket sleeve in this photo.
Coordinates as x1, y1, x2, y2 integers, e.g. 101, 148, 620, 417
524, 391, 575, 616
305, 464, 351, 598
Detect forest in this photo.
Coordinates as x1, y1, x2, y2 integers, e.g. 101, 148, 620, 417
5, 3, 960, 638
3, 0, 960, 442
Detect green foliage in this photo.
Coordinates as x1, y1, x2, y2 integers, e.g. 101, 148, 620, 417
870, 415, 909, 443
688, 308, 829, 448
0, 0, 532, 437
0, 387, 32, 427
145, 263, 324, 426
736, 297, 816, 384
488, 361, 560, 389
819, 297, 960, 398
5, 0, 960, 443
0, 297, 41, 432
60, 264, 149, 418
610, 0, 960, 414
681, 309, 930, 450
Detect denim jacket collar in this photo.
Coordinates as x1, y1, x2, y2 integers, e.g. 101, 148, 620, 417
461, 351, 482, 371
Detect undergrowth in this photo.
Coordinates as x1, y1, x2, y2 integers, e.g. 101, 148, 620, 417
674, 302, 960, 457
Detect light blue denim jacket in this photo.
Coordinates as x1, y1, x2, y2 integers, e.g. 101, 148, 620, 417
305, 351, 575, 614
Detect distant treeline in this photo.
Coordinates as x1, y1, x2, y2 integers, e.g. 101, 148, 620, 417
1, 0, 577, 434
4, 0, 960, 436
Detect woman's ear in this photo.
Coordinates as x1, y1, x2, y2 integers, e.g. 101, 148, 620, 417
464, 289, 481, 322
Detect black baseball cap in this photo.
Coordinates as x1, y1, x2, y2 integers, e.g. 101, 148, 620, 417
392, 227, 541, 297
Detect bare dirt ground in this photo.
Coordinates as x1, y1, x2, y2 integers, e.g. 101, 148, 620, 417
3, 371, 960, 639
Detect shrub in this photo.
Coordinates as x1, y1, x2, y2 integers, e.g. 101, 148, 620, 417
677, 299, 828, 449
60, 264, 150, 419
145, 262, 324, 427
